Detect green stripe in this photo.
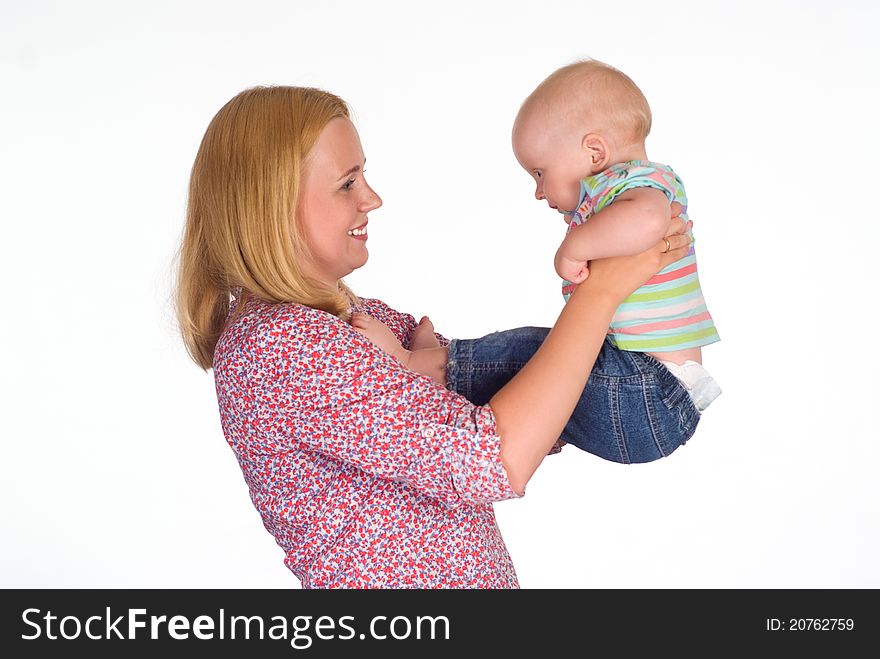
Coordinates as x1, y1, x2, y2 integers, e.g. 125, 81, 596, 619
594, 182, 631, 211
613, 327, 719, 350
623, 279, 701, 303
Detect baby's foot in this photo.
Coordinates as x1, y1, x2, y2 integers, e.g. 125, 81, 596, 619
350, 313, 410, 364
351, 313, 447, 385
407, 346, 448, 386
411, 316, 441, 350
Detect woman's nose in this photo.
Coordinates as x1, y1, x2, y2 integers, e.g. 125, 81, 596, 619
360, 185, 382, 212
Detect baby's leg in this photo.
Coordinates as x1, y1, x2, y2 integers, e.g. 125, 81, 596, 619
446, 329, 701, 463
648, 347, 721, 412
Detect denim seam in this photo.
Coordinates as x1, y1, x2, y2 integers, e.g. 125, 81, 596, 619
625, 351, 669, 458
584, 373, 644, 385
446, 338, 472, 402
458, 362, 530, 371
608, 380, 630, 464
642, 372, 669, 458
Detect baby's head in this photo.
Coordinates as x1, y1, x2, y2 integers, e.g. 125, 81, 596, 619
512, 59, 652, 212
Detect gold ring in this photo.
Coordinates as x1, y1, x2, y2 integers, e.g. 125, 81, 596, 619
662, 238, 671, 253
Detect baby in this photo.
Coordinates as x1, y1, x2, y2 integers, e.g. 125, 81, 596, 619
355, 58, 720, 413
511, 59, 720, 410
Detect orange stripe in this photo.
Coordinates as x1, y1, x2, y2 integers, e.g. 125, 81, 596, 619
614, 311, 712, 335
645, 262, 697, 285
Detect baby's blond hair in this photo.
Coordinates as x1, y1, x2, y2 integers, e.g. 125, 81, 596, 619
523, 59, 652, 146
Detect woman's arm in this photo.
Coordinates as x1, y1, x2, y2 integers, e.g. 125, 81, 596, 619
491, 211, 691, 493
224, 215, 688, 505
231, 304, 517, 509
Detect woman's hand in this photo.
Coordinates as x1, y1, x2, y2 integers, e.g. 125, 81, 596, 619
578, 202, 691, 304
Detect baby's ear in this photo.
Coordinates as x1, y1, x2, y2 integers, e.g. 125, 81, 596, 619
582, 133, 610, 174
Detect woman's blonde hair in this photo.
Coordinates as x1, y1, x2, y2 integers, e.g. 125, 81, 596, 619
176, 85, 357, 369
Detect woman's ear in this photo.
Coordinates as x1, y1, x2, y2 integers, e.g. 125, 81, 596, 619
582, 133, 611, 174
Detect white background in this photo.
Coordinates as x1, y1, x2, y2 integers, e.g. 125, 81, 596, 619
3, 0, 879, 588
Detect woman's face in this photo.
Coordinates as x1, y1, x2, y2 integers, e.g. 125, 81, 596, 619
298, 117, 382, 285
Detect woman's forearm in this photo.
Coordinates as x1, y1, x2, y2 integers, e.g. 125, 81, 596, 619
489, 280, 619, 494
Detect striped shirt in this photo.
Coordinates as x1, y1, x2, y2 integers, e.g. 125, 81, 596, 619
562, 160, 720, 352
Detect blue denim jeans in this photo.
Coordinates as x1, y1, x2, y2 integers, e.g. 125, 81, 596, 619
446, 327, 700, 464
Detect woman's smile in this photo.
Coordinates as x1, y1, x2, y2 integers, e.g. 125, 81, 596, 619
347, 223, 368, 240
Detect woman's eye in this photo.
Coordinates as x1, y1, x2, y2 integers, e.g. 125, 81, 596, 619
342, 169, 365, 191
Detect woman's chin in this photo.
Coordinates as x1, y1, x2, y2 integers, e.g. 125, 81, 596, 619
346, 249, 369, 274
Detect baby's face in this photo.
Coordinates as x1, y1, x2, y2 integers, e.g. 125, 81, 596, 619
512, 107, 589, 215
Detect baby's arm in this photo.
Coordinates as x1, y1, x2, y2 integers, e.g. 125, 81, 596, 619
351, 313, 446, 385
556, 187, 671, 283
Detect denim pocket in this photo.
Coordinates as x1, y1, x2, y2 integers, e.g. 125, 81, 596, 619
631, 352, 701, 445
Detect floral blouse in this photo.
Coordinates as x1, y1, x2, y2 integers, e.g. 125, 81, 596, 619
212, 292, 521, 588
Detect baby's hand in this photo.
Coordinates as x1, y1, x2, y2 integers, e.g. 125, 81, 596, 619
554, 250, 590, 284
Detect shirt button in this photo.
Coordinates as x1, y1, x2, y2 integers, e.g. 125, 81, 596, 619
421, 427, 436, 438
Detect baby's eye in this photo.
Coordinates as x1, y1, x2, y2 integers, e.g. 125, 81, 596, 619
534, 170, 542, 179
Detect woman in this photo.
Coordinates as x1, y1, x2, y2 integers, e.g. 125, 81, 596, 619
176, 86, 692, 588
